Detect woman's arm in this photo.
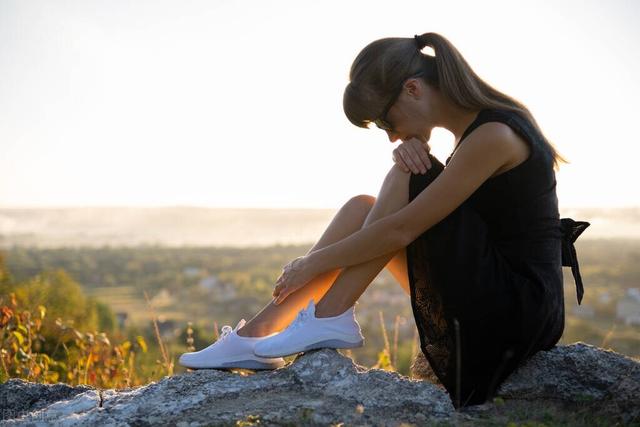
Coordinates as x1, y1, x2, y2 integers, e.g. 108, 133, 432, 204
272, 123, 517, 303
309, 123, 515, 274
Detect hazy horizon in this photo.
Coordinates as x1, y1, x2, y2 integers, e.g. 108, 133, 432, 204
1, 206, 638, 249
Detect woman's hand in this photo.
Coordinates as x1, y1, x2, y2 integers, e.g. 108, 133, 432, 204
272, 255, 317, 305
392, 137, 432, 174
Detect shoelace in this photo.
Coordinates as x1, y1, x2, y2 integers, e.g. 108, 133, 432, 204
217, 325, 234, 343
288, 308, 310, 331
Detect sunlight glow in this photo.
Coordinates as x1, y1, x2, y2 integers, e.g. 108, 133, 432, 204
1, 0, 638, 209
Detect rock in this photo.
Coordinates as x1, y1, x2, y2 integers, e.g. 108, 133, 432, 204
0, 381, 94, 421
409, 350, 444, 386
1, 343, 638, 426
496, 342, 640, 424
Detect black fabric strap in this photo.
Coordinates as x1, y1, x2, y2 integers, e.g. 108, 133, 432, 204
560, 218, 590, 305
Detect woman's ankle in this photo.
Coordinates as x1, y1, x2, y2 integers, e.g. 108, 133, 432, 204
315, 300, 354, 318
236, 323, 274, 338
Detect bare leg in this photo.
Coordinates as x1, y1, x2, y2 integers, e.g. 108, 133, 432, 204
314, 165, 412, 318
237, 165, 412, 337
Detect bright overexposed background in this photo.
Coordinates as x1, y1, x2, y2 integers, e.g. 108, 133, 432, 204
1, 0, 638, 210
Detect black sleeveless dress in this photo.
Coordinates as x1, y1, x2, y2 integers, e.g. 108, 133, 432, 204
405, 108, 590, 409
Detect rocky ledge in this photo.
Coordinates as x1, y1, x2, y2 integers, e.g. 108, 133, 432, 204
0, 342, 638, 426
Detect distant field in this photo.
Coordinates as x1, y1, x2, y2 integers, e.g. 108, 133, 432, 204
85, 285, 151, 324
86, 285, 190, 325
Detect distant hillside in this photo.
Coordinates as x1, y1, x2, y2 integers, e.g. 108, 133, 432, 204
0, 206, 638, 248
0, 207, 337, 248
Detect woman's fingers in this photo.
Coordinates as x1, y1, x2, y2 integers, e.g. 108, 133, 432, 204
272, 255, 315, 305
273, 284, 289, 304
406, 138, 432, 172
420, 144, 432, 169
394, 147, 421, 174
398, 145, 427, 174
415, 144, 433, 171
399, 149, 422, 174
406, 144, 429, 174
393, 138, 432, 174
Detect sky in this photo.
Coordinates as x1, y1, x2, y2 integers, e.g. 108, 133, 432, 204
1, 0, 639, 210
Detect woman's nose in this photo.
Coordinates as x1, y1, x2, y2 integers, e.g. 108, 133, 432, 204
386, 130, 400, 143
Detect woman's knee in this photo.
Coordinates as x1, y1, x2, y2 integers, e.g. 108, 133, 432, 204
331, 195, 376, 229
345, 194, 376, 212
388, 163, 412, 178
382, 163, 412, 191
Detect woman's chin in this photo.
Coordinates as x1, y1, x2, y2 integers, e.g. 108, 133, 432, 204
418, 129, 431, 143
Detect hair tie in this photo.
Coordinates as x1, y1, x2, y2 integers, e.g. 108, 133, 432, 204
414, 34, 423, 49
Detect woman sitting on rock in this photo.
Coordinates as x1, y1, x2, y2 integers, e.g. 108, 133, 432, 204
179, 31, 589, 409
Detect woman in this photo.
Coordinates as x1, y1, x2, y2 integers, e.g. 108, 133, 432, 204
179, 32, 589, 409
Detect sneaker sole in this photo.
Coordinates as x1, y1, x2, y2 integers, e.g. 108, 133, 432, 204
254, 337, 364, 358
220, 359, 285, 370
181, 359, 285, 370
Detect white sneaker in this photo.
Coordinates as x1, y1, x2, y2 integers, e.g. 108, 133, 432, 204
178, 319, 286, 370
253, 299, 365, 358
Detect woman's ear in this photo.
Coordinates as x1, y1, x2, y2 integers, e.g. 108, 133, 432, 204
405, 78, 423, 99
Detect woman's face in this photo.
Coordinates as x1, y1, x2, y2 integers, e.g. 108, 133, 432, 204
383, 78, 439, 144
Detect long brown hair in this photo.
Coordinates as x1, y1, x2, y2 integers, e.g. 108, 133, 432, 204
343, 32, 569, 171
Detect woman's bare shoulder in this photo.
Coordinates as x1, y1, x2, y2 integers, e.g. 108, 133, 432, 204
469, 122, 531, 177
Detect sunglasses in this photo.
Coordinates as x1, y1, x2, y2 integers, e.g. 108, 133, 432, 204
373, 70, 426, 132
